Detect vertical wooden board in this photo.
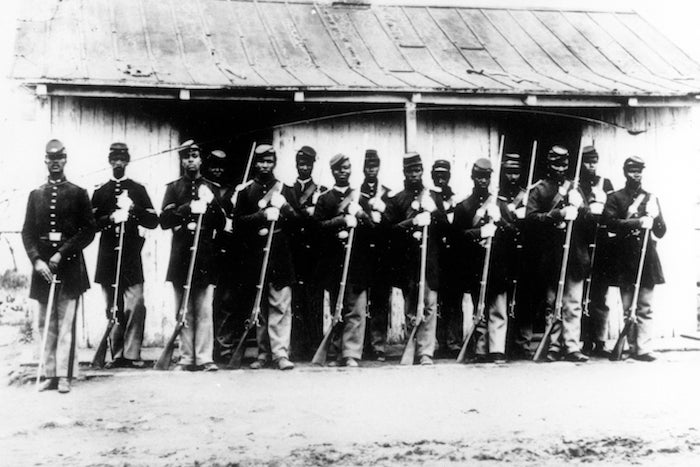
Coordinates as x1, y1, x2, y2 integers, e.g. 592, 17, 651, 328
43, 0, 84, 80
113, 0, 160, 83
81, 0, 124, 83
140, 0, 192, 85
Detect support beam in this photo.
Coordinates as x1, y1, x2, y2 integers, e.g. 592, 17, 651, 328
404, 101, 417, 153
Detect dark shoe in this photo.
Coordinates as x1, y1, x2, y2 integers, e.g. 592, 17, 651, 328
375, 352, 386, 362
631, 353, 657, 362
172, 364, 189, 371
582, 340, 594, 356
38, 377, 58, 392
468, 354, 489, 364
544, 351, 560, 363
276, 357, 295, 371
489, 353, 507, 364
57, 377, 71, 394
509, 347, 533, 360
249, 359, 269, 370
104, 357, 127, 369
344, 358, 359, 368
201, 363, 219, 372
591, 342, 611, 359
563, 351, 589, 363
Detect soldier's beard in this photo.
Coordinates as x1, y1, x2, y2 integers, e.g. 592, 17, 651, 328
112, 167, 125, 179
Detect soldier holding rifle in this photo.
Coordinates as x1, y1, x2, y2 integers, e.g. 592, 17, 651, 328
160, 142, 224, 371
234, 144, 296, 371
384, 153, 446, 366
527, 145, 595, 363
313, 154, 373, 367
91, 143, 158, 369
23, 139, 96, 392
604, 156, 666, 362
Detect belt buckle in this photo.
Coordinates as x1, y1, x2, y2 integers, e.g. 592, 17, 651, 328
48, 232, 62, 241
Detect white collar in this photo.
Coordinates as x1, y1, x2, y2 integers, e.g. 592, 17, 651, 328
333, 185, 350, 194
111, 175, 128, 183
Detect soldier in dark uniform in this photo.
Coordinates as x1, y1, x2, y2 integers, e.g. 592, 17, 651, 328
92, 142, 158, 368
314, 154, 373, 367
526, 146, 595, 362
430, 160, 462, 358
578, 146, 615, 357
282, 146, 326, 361
384, 153, 447, 365
234, 144, 296, 371
360, 149, 392, 361
23, 139, 96, 392
604, 156, 666, 361
160, 142, 224, 371
454, 158, 515, 363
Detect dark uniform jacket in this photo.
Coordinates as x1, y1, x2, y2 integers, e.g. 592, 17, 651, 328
92, 178, 158, 288
603, 184, 666, 287
526, 178, 596, 283
454, 189, 515, 293
431, 186, 460, 293
580, 175, 615, 282
160, 175, 225, 288
281, 179, 325, 284
383, 182, 447, 290
360, 180, 392, 287
314, 187, 374, 290
22, 177, 96, 300
234, 176, 295, 289
210, 180, 239, 276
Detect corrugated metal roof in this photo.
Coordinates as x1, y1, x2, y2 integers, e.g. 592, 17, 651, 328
10, 0, 700, 96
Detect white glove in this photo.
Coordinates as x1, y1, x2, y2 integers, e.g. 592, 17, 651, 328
305, 206, 315, 216
116, 192, 133, 210
112, 209, 129, 224
640, 216, 653, 229
198, 185, 214, 205
270, 192, 286, 209
421, 195, 437, 213
486, 203, 501, 223
507, 203, 516, 213
515, 207, 526, 220
413, 211, 431, 227
480, 222, 496, 239
371, 211, 382, 224
592, 188, 607, 204
647, 198, 659, 219
347, 202, 361, 216
590, 202, 604, 215
369, 198, 386, 213
264, 207, 280, 222
476, 207, 486, 219
562, 205, 578, 221
190, 200, 207, 215
344, 214, 357, 228
568, 190, 583, 208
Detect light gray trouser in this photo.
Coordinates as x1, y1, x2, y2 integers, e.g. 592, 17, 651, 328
257, 285, 293, 361
102, 283, 146, 360
37, 289, 78, 378
174, 285, 214, 366
329, 286, 367, 360
545, 277, 583, 354
402, 284, 438, 358
471, 291, 508, 355
620, 285, 655, 356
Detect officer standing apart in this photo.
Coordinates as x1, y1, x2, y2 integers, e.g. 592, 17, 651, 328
384, 153, 446, 365
282, 146, 326, 361
314, 154, 374, 367
234, 144, 296, 371
578, 146, 615, 357
526, 146, 593, 362
604, 156, 666, 361
23, 139, 96, 392
360, 149, 393, 361
160, 142, 224, 371
92, 142, 158, 368
454, 158, 514, 363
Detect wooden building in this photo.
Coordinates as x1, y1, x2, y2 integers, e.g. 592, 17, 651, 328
7, 0, 700, 345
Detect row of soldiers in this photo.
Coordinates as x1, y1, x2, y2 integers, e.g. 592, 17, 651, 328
23, 137, 666, 392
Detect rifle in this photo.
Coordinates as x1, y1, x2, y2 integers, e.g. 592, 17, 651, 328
400, 222, 429, 365
91, 220, 126, 369
228, 218, 278, 369
457, 134, 505, 363
154, 211, 205, 370
312, 224, 356, 366
610, 197, 655, 361
582, 179, 607, 318
36, 274, 59, 389
231, 142, 256, 209
533, 140, 585, 361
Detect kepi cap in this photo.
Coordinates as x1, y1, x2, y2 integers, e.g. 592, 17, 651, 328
109, 142, 130, 161
502, 153, 522, 172
296, 146, 317, 162
623, 155, 645, 171
403, 152, 422, 169
547, 145, 569, 167
254, 144, 276, 160
582, 145, 599, 162
364, 149, 380, 167
179, 141, 201, 159
45, 139, 66, 158
330, 153, 350, 169
472, 157, 493, 176
432, 159, 451, 172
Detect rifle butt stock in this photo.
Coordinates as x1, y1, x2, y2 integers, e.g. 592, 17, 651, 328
400, 325, 419, 365
154, 322, 184, 370
533, 319, 556, 361
610, 320, 633, 361
311, 324, 338, 366
456, 323, 478, 364
90, 320, 115, 369
227, 325, 254, 369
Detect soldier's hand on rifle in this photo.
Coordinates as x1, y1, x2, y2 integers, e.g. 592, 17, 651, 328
486, 204, 501, 223
515, 206, 526, 220
507, 203, 516, 213
568, 190, 583, 208
590, 202, 604, 215
190, 199, 207, 215
562, 205, 578, 221
34, 259, 53, 283
48, 252, 62, 272
369, 198, 386, 213
422, 195, 437, 213
371, 211, 382, 223
270, 193, 286, 209
111, 208, 129, 224
344, 214, 358, 228
413, 211, 431, 227
640, 216, 653, 230
198, 185, 215, 205
480, 222, 496, 239
264, 207, 280, 222
347, 202, 361, 217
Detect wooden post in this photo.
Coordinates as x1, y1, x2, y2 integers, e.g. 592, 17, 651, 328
404, 101, 417, 153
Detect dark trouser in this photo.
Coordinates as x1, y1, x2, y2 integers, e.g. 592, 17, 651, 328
437, 285, 463, 354
290, 279, 324, 360
367, 283, 392, 355
328, 285, 367, 360
214, 281, 252, 359
510, 276, 538, 355
582, 278, 610, 344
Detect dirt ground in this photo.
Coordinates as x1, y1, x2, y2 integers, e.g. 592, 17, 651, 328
2, 341, 700, 467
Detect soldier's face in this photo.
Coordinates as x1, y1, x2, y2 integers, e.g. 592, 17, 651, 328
208, 165, 225, 180
472, 172, 491, 190
364, 165, 379, 181
45, 155, 66, 175
549, 162, 568, 181
582, 160, 598, 177
432, 170, 450, 188
624, 167, 643, 185
109, 155, 129, 179
296, 160, 313, 180
404, 165, 423, 185
332, 160, 351, 185
255, 155, 276, 176
504, 171, 521, 185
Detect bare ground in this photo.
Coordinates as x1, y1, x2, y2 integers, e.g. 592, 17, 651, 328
2, 342, 700, 467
